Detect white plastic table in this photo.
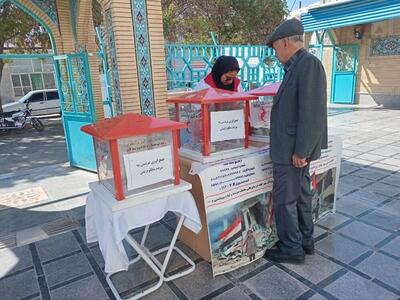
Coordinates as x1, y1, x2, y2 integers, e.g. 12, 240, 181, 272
85, 180, 201, 299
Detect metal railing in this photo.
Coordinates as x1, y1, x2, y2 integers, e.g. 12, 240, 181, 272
165, 44, 284, 91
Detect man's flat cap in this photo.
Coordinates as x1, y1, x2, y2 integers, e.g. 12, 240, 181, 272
266, 18, 304, 47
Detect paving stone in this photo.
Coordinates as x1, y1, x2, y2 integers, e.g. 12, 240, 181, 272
36, 231, 81, 262
382, 174, 400, 187
0, 207, 66, 236
212, 286, 252, 300
0, 269, 39, 300
315, 233, 369, 264
308, 293, 328, 300
244, 266, 308, 300
316, 213, 351, 230
340, 175, 373, 188
174, 261, 230, 299
339, 163, 361, 176
360, 209, 400, 231
163, 211, 176, 222
43, 252, 92, 288
380, 157, 400, 167
141, 284, 179, 300
313, 225, 327, 239
381, 199, 400, 215
347, 145, 378, 154
335, 197, 374, 217
109, 259, 159, 296
356, 153, 385, 163
50, 275, 108, 300
358, 141, 389, 150
0, 245, 32, 278
342, 149, 362, 158
356, 253, 400, 291
156, 248, 195, 276
132, 224, 174, 251
352, 168, 390, 181
370, 146, 400, 157
282, 253, 341, 284
380, 237, 400, 258
337, 221, 392, 246
370, 162, 400, 173
90, 245, 105, 271
16, 226, 48, 247
363, 182, 400, 198
325, 271, 398, 300
228, 257, 269, 280
336, 182, 358, 197
348, 190, 389, 205
345, 157, 374, 167
175, 241, 201, 261
165, 218, 177, 232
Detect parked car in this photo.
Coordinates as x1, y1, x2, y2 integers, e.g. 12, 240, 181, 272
2, 89, 61, 116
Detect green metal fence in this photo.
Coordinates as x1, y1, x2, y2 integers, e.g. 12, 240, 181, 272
165, 44, 284, 91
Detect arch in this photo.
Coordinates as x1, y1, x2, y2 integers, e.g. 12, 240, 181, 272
0, 0, 61, 54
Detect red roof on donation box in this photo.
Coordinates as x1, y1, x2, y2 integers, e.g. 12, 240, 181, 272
81, 113, 186, 140
167, 87, 258, 104
246, 82, 281, 96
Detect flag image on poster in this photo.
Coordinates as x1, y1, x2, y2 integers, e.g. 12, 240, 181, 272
207, 192, 277, 275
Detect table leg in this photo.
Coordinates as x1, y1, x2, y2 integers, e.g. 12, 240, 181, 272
105, 216, 196, 299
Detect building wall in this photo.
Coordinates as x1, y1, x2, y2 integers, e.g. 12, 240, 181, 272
100, 0, 168, 118
333, 19, 400, 106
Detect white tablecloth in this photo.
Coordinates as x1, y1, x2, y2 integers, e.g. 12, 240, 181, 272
85, 190, 201, 274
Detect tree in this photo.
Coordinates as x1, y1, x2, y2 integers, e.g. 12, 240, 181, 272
0, 1, 51, 114
161, 0, 288, 44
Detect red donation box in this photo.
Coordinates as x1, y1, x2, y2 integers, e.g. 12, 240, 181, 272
81, 113, 186, 201
246, 82, 281, 139
167, 88, 258, 157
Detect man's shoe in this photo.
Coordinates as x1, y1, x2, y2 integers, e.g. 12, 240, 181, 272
263, 248, 305, 264
303, 244, 315, 255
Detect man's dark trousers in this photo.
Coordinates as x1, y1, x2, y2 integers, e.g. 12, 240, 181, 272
273, 163, 314, 256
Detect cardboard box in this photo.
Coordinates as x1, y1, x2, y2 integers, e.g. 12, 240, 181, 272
177, 156, 211, 261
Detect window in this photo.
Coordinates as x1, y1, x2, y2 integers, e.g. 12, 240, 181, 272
21, 74, 30, 86
30, 74, 44, 90
28, 92, 45, 103
46, 91, 59, 100
10, 59, 56, 98
43, 73, 56, 89
11, 75, 21, 87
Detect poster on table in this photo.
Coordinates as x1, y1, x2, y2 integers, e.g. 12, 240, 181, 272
194, 136, 341, 276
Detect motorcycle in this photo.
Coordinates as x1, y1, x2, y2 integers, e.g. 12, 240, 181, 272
0, 103, 44, 135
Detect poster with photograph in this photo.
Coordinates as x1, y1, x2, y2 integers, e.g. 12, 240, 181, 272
207, 192, 278, 275
195, 136, 341, 276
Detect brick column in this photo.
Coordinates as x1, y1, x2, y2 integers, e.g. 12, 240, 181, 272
100, 0, 168, 117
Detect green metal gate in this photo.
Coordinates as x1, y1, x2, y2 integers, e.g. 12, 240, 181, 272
331, 45, 358, 104
54, 52, 97, 171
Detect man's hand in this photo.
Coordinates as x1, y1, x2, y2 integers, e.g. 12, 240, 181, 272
292, 153, 308, 168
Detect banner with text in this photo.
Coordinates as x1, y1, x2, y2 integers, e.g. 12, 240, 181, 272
195, 136, 341, 276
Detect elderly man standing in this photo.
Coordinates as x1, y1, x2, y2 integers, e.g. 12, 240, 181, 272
264, 18, 327, 264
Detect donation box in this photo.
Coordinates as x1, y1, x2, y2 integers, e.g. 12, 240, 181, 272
167, 88, 258, 157
247, 82, 280, 139
81, 113, 186, 201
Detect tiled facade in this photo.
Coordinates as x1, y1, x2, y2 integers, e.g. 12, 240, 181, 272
131, 0, 156, 116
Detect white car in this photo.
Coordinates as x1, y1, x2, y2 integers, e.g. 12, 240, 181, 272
2, 89, 61, 116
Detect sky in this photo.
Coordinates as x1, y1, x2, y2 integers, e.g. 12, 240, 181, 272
289, 0, 319, 11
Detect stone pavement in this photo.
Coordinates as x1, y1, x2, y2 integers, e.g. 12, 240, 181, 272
0, 117, 67, 175
0, 108, 399, 300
